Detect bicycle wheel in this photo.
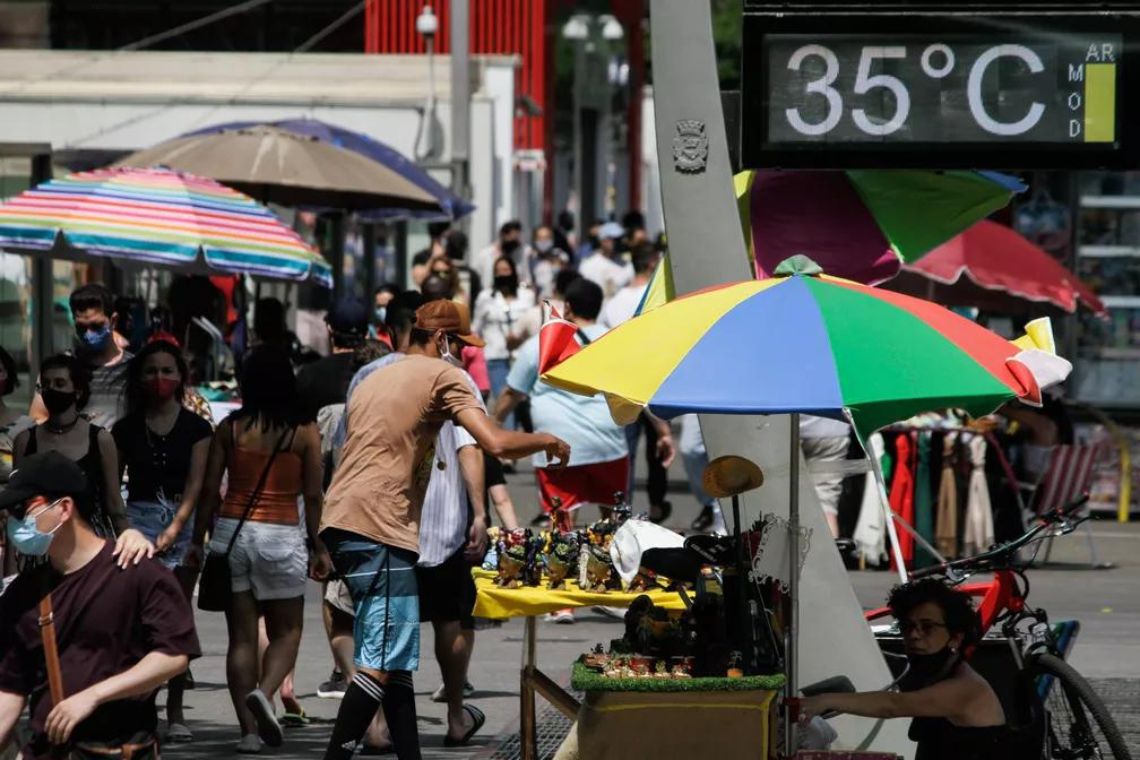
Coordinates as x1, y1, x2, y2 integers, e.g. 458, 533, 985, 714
1025, 652, 1132, 760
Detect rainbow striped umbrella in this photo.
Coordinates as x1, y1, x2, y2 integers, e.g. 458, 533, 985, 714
543, 256, 1069, 440
0, 167, 331, 286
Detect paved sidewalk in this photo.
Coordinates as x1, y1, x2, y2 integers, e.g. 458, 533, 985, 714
161, 464, 1140, 758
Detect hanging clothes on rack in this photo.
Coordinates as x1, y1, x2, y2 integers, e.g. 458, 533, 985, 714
935, 433, 959, 558
913, 432, 936, 569
888, 433, 916, 569
963, 434, 995, 555
853, 432, 888, 566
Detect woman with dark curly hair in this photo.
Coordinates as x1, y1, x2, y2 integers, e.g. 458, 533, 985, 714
800, 578, 1031, 759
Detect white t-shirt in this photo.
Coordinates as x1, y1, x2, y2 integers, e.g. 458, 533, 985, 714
799, 415, 851, 439
599, 282, 648, 328
471, 287, 539, 361
579, 253, 634, 299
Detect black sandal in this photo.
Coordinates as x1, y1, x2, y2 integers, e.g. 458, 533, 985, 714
443, 704, 485, 747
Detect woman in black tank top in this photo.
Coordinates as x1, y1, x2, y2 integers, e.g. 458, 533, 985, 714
798, 579, 1039, 759
13, 354, 153, 567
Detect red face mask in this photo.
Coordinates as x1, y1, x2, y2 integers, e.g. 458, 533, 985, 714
146, 377, 180, 401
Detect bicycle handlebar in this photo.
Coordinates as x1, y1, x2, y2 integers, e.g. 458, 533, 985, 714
908, 494, 1089, 582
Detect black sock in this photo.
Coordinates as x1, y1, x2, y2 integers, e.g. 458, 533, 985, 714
322, 672, 385, 760
382, 671, 422, 760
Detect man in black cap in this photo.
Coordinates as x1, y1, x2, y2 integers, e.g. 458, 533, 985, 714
297, 297, 373, 416
0, 452, 200, 759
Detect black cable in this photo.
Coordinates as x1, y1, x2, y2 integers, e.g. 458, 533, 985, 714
118, 0, 275, 52
294, 1, 367, 54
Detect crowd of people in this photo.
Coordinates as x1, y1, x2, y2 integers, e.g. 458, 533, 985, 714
0, 213, 694, 760
0, 211, 1073, 760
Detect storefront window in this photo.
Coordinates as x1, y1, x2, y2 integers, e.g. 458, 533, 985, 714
1075, 171, 1140, 407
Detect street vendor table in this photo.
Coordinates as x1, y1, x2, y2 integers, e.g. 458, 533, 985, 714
473, 571, 687, 760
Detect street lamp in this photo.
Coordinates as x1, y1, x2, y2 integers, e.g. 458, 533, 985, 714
563, 13, 627, 239
562, 14, 589, 41
599, 14, 624, 42
416, 5, 440, 160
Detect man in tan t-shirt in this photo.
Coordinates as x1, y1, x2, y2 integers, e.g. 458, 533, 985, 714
317, 300, 569, 760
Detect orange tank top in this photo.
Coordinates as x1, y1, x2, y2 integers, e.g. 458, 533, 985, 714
220, 446, 303, 525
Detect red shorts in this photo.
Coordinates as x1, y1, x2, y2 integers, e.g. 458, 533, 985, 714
536, 457, 630, 519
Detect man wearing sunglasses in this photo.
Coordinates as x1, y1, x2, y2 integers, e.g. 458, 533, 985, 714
0, 452, 200, 759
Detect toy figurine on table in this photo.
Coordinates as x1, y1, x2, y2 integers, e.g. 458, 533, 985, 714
494, 528, 542, 588
542, 530, 581, 590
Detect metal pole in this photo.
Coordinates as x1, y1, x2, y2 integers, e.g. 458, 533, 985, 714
787, 412, 800, 757
520, 615, 538, 760
869, 444, 910, 583
450, 0, 470, 215
30, 150, 53, 376
572, 39, 585, 241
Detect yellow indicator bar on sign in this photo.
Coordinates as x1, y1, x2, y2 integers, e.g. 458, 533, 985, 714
1084, 63, 1116, 143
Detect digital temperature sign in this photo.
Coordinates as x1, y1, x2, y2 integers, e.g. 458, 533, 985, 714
741, 10, 1140, 169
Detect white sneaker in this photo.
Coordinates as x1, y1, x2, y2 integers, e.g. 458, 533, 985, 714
546, 608, 576, 624
236, 734, 262, 754
592, 605, 626, 620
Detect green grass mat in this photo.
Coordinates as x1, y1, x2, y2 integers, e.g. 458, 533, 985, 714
570, 661, 786, 693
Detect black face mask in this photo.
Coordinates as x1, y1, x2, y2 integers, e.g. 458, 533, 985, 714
899, 646, 960, 691
500, 239, 520, 255
494, 274, 519, 294
41, 388, 77, 416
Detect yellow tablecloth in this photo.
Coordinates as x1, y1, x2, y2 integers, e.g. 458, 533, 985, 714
472, 570, 687, 619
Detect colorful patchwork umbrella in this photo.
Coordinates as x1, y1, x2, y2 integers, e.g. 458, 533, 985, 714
735, 170, 1025, 285
542, 256, 1069, 441
0, 167, 332, 286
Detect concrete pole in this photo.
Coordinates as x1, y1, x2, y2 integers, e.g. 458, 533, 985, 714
450, 0, 471, 223
647, 1, 913, 755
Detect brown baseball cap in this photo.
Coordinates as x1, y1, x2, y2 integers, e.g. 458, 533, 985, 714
414, 300, 485, 347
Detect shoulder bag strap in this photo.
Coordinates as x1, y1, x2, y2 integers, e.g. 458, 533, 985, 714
38, 593, 65, 707
219, 422, 293, 558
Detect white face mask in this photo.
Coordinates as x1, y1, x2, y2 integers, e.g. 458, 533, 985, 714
535, 239, 553, 254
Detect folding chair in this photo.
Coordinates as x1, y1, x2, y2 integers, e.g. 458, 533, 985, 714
1024, 444, 1111, 568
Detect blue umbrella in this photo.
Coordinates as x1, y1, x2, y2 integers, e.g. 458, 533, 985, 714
182, 118, 475, 222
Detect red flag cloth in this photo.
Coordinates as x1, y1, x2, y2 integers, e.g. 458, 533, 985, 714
538, 301, 582, 375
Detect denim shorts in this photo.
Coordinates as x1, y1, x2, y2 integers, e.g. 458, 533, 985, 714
127, 500, 191, 569
209, 517, 308, 601
322, 528, 420, 673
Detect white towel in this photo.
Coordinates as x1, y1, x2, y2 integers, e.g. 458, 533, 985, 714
852, 433, 888, 566
963, 435, 994, 555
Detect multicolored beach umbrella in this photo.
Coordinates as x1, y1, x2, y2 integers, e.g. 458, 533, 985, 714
735, 170, 1025, 285
543, 256, 1070, 440
0, 167, 332, 286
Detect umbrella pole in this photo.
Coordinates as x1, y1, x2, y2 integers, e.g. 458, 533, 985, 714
786, 412, 800, 757
869, 449, 910, 584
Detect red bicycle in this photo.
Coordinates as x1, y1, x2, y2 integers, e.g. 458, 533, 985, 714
864, 497, 1131, 760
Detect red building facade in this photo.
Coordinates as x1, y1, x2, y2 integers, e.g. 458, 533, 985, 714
364, 0, 551, 154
